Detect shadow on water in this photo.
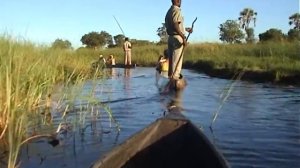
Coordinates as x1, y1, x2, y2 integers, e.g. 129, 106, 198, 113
17, 67, 300, 168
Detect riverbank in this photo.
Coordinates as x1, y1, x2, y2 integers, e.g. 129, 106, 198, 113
0, 36, 299, 167
184, 60, 300, 86
183, 42, 300, 86
99, 42, 300, 86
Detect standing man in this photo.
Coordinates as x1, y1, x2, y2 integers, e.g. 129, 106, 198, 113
165, 0, 192, 81
123, 37, 132, 66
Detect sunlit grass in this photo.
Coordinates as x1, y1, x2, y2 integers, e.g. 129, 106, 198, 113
0, 35, 118, 167
184, 42, 300, 80
97, 41, 300, 82
101, 41, 300, 82
99, 42, 300, 79
0, 34, 299, 167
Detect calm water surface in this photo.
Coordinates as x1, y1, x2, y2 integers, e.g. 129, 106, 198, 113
20, 67, 300, 168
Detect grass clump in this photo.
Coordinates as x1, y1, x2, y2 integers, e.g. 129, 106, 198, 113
0, 35, 112, 167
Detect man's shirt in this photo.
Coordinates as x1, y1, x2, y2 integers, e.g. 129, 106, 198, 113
165, 5, 185, 36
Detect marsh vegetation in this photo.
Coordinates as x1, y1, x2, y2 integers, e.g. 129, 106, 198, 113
0, 35, 299, 167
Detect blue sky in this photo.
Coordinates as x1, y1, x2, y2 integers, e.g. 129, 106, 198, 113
1, 0, 299, 48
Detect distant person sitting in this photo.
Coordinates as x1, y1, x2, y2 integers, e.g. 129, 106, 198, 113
99, 54, 106, 64
123, 37, 132, 66
156, 49, 169, 76
155, 49, 169, 86
92, 54, 106, 70
107, 54, 116, 67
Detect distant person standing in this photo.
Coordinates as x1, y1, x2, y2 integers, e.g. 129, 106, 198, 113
123, 37, 132, 66
165, 0, 192, 81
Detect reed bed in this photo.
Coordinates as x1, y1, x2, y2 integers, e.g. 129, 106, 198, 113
101, 41, 300, 82
0, 35, 299, 167
100, 42, 300, 79
0, 36, 113, 167
90, 41, 300, 82
184, 42, 300, 82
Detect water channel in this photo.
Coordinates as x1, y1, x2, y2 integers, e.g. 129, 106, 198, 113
20, 67, 300, 168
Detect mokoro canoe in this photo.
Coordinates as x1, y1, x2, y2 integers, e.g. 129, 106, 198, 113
91, 114, 229, 168
156, 71, 187, 92
106, 63, 136, 69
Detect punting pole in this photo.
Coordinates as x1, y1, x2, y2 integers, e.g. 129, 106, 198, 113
163, 17, 197, 92
113, 15, 126, 36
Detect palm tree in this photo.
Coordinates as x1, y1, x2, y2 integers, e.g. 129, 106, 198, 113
238, 8, 257, 43
238, 8, 257, 30
289, 13, 300, 30
157, 23, 168, 44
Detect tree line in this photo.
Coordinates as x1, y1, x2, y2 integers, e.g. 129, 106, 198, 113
52, 9, 300, 49
51, 31, 156, 50
216, 9, 300, 44
157, 9, 300, 44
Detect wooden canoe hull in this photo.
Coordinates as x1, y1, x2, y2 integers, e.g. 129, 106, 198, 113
106, 63, 136, 69
156, 72, 187, 92
91, 117, 229, 168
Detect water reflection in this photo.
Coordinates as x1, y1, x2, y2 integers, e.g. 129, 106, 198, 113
18, 68, 300, 168
166, 90, 184, 111
124, 68, 131, 78
20, 104, 121, 168
124, 68, 131, 91
107, 68, 116, 78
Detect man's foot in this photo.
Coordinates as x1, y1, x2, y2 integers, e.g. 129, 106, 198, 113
169, 77, 187, 91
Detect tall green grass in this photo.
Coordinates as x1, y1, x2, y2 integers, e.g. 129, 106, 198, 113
0, 36, 111, 167
184, 42, 300, 78
101, 41, 300, 80
99, 42, 300, 78
1, 35, 299, 167
96, 41, 300, 82
101, 41, 300, 83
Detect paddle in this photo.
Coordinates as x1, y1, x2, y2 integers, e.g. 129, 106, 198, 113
163, 17, 197, 92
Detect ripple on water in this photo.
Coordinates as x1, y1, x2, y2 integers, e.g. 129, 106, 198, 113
19, 68, 300, 168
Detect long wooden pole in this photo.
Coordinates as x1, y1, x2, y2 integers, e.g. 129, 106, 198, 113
163, 17, 197, 92
113, 15, 126, 36
170, 17, 197, 79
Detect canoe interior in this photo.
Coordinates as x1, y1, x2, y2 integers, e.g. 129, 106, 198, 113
91, 118, 229, 168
